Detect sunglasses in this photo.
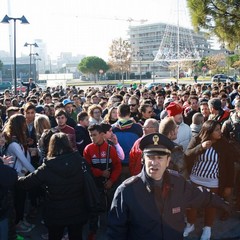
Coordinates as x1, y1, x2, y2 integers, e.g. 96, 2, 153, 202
129, 104, 137, 107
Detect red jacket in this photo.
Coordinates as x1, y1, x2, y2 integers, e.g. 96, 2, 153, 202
83, 141, 122, 187
129, 137, 143, 176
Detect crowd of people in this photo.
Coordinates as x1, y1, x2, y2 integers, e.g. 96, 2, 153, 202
0, 77, 240, 240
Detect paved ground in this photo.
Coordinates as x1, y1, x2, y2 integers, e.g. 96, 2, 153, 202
18, 207, 240, 240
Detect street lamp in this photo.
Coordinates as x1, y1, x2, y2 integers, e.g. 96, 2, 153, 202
1, 15, 29, 95
32, 53, 41, 82
137, 51, 144, 84
152, 53, 156, 83
24, 42, 38, 79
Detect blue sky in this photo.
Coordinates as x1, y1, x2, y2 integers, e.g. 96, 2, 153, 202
0, 0, 193, 60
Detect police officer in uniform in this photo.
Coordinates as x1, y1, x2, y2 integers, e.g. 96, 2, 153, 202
107, 133, 231, 240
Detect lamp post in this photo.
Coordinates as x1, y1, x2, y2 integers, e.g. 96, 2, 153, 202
1, 15, 29, 95
152, 53, 155, 83
137, 51, 144, 84
24, 42, 38, 79
33, 56, 41, 82
31, 53, 39, 81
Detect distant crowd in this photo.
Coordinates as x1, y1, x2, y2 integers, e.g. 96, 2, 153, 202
0, 77, 240, 240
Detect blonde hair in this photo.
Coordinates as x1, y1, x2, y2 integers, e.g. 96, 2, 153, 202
34, 114, 51, 139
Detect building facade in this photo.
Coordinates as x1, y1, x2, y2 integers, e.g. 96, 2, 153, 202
128, 22, 214, 77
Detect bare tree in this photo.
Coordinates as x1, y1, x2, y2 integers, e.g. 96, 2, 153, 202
205, 53, 226, 73
108, 38, 132, 82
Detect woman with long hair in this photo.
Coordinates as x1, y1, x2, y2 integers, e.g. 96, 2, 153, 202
103, 107, 118, 125
184, 120, 235, 240
34, 114, 51, 163
18, 133, 89, 240
34, 114, 51, 141
4, 114, 35, 233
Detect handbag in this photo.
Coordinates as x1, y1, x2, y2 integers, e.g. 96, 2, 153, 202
81, 160, 101, 213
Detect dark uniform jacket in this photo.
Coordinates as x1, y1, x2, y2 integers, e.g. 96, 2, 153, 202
18, 151, 88, 226
107, 169, 229, 240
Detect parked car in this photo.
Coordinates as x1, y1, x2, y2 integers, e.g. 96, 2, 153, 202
0, 82, 12, 91
211, 74, 235, 83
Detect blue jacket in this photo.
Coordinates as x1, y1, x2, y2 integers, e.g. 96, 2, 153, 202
112, 119, 142, 165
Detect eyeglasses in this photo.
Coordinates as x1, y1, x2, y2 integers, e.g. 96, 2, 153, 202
93, 111, 101, 114
129, 104, 137, 107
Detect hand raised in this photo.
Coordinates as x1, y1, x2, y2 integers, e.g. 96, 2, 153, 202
202, 140, 212, 150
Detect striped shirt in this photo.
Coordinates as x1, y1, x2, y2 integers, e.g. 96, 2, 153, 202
190, 147, 219, 188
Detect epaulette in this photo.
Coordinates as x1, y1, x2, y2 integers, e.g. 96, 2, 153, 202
167, 169, 181, 176
123, 176, 140, 186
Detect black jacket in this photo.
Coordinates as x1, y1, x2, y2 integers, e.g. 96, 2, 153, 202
0, 161, 17, 219
21, 81, 36, 96
18, 151, 88, 226
75, 125, 91, 156
107, 169, 230, 240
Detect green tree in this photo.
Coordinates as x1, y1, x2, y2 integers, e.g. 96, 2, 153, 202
232, 60, 240, 75
227, 54, 240, 68
187, 0, 240, 50
78, 56, 109, 83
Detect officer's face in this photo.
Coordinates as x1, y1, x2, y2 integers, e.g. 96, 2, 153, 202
144, 154, 170, 180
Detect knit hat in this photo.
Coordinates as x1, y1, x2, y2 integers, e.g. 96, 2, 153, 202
166, 102, 183, 117
208, 98, 222, 110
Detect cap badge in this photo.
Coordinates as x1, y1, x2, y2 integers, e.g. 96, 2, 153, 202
153, 135, 159, 145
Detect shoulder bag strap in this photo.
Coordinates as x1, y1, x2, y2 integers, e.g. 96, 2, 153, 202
106, 143, 111, 170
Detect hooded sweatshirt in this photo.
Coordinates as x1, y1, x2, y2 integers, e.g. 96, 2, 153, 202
112, 119, 143, 165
